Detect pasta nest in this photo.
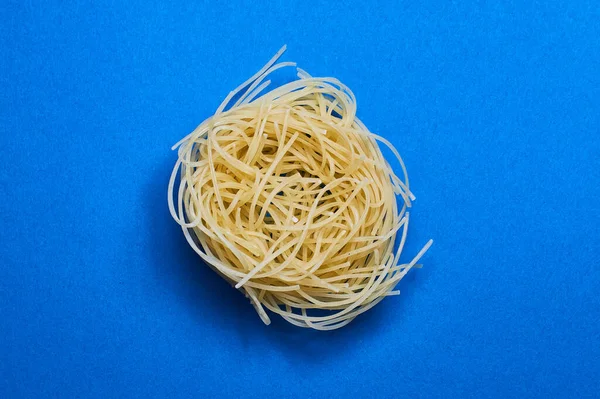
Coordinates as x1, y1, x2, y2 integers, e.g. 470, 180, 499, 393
169, 47, 432, 330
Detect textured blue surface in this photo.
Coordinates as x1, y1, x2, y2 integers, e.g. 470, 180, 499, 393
2, 1, 599, 398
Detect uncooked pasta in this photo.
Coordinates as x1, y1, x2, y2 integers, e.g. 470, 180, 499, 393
168, 46, 432, 330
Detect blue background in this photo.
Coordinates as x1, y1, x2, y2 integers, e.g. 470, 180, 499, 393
2, 1, 599, 398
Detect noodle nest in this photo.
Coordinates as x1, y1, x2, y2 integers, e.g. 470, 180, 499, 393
168, 46, 432, 330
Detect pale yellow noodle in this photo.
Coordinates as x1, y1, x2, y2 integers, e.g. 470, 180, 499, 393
168, 46, 433, 330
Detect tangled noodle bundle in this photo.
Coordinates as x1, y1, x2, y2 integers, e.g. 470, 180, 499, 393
168, 46, 432, 330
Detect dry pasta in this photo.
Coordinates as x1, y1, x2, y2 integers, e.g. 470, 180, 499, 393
168, 46, 432, 330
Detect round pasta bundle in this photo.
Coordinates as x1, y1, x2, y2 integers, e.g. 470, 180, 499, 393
168, 46, 432, 330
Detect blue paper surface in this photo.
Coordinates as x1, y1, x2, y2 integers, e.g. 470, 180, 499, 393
1, 1, 599, 398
